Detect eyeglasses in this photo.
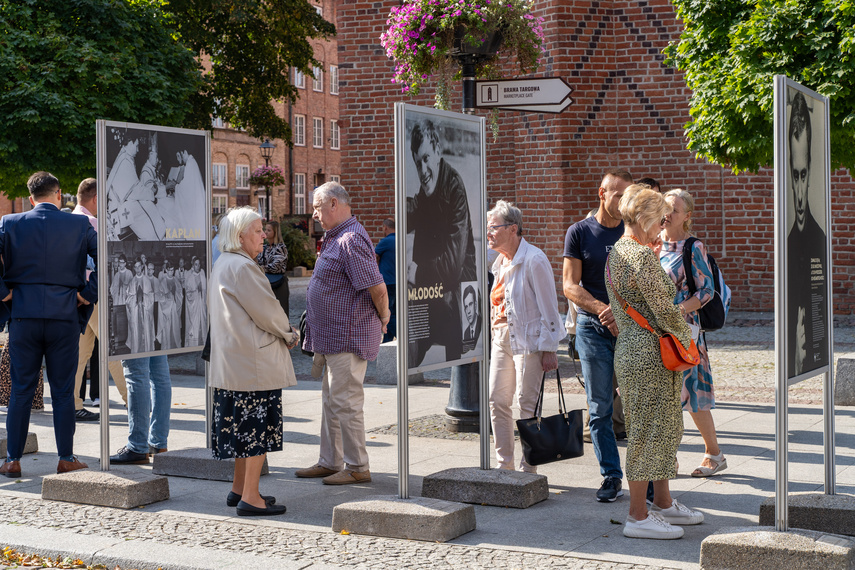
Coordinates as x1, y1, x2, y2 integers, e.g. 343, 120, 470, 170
486, 223, 513, 234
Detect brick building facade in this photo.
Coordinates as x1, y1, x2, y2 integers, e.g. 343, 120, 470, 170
209, 0, 340, 230
336, 0, 855, 314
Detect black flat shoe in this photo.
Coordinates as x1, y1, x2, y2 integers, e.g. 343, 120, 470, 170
226, 491, 275, 507
236, 500, 286, 517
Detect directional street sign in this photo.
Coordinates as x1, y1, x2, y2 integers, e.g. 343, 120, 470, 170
474, 77, 573, 113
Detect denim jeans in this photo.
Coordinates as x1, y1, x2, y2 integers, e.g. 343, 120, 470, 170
122, 355, 171, 454
575, 312, 623, 479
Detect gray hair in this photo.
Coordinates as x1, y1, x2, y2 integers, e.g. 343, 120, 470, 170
487, 199, 523, 237
218, 206, 262, 253
314, 181, 350, 206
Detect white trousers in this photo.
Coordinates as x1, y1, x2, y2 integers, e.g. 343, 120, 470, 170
318, 352, 369, 472
489, 326, 544, 473
74, 303, 127, 409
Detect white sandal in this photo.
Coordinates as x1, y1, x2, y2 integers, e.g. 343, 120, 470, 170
691, 452, 727, 477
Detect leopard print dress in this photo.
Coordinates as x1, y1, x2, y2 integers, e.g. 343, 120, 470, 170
607, 236, 692, 482
0, 346, 44, 410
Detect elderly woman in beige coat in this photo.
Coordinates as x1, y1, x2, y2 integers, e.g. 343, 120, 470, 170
209, 206, 299, 517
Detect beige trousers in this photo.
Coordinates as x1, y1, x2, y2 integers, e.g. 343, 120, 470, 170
74, 303, 127, 409
317, 352, 369, 472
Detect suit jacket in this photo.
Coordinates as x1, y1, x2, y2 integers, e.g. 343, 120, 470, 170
0, 202, 98, 331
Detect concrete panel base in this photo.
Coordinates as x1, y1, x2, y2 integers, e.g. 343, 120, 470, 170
151, 447, 268, 482
836, 359, 855, 406
759, 493, 855, 536
375, 340, 424, 385
700, 526, 855, 569
421, 467, 548, 509
41, 468, 169, 509
332, 495, 475, 542
0, 429, 38, 457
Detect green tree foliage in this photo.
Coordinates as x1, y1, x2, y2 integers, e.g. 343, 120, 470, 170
665, 0, 855, 174
0, 0, 203, 196
162, 0, 335, 143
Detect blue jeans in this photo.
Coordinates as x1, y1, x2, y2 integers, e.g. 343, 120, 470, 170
575, 313, 622, 479
122, 355, 171, 454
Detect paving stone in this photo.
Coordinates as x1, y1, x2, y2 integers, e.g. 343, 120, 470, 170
759, 493, 855, 536
0, 429, 38, 457
421, 466, 548, 508
151, 447, 268, 481
41, 468, 169, 509
375, 339, 425, 385
331, 494, 475, 542
700, 526, 855, 570
836, 359, 855, 406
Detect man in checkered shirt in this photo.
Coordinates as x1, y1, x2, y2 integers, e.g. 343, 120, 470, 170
297, 182, 390, 485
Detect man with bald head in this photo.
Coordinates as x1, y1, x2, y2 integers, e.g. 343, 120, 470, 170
563, 168, 633, 503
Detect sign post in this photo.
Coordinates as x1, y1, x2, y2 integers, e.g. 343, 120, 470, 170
475, 77, 573, 113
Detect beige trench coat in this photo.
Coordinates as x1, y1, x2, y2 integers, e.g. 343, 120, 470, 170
208, 250, 298, 391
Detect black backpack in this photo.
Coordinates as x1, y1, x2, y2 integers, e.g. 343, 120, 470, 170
681, 237, 731, 332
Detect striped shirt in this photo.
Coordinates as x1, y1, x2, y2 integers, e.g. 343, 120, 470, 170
304, 216, 384, 361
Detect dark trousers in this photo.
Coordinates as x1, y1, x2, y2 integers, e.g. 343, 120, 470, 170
383, 284, 396, 343
6, 318, 79, 459
79, 338, 99, 401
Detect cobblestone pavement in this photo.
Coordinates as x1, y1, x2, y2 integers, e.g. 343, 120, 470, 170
0, 495, 660, 570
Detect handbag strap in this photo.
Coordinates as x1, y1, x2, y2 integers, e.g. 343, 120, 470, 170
533, 368, 567, 420
605, 252, 661, 338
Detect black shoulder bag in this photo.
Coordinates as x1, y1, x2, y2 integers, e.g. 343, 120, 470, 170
516, 369, 584, 466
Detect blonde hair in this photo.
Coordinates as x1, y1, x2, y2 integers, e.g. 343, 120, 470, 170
663, 188, 694, 233
619, 185, 670, 233
218, 206, 262, 253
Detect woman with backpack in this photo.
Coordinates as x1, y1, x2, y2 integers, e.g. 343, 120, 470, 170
659, 189, 727, 478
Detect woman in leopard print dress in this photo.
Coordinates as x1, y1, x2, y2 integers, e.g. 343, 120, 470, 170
606, 186, 702, 540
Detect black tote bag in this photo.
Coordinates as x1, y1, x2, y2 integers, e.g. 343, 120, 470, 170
516, 369, 584, 466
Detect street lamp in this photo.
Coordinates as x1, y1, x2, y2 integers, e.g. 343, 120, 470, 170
259, 138, 275, 220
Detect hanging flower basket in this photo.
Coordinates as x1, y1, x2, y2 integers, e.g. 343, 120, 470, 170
248, 165, 286, 188
380, 0, 545, 111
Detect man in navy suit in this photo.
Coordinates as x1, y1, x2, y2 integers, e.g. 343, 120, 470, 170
0, 172, 98, 478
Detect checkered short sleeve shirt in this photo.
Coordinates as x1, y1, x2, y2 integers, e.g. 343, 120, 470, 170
304, 216, 385, 361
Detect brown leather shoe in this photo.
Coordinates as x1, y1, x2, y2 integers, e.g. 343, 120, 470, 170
56, 457, 88, 474
295, 464, 338, 478
0, 460, 21, 479
322, 469, 371, 485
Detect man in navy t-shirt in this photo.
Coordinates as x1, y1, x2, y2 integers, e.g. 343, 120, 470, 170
562, 168, 633, 503
375, 218, 396, 343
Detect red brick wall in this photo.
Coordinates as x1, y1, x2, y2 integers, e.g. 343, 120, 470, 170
338, 0, 855, 314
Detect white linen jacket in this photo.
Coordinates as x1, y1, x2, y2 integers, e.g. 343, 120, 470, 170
491, 238, 565, 355
208, 250, 298, 391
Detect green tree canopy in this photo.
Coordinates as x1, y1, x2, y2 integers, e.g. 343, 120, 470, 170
665, 0, 855, 174
0, 0, 335, 198
0, 0, 203, 196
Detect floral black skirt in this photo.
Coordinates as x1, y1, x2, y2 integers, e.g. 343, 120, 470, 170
211, 388, 283, 459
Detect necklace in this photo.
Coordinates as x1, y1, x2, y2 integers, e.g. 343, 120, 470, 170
624, 234, 644, 246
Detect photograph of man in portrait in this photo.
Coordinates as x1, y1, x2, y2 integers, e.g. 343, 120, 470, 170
403, 111, 483, 371
460, 282, 482, 355
786, 87, 829, 379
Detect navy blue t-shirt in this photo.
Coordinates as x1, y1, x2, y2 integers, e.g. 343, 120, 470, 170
375, 232, 396, 285
563, 216, 624, 316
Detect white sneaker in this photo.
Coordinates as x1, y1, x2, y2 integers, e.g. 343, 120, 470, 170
649, 499, 704, 525
623, 512, 684, 539
92, 398, 100, 407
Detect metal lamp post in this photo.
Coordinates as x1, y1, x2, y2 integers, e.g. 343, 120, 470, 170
259, 138, 275, 220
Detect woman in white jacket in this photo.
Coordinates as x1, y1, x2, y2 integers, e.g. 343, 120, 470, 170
487, 200, 566, 473
208, 206, 299, 516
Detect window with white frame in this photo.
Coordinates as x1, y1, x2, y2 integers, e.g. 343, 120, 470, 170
294, 173, 306, 215
294, 114, 305, 146
313, 117, 323, 148
236, 164, 250, 189
330, 175, 340, 183
330, 65, 339, 95
212, 117, 225, 129
314, 5, 322, 16
294, 68, 305, 89
330, 120, 340, 150
313, 66, 323, 92
257, 194, 268, 219
212, 163, 227, 188
212, 194, 228, 215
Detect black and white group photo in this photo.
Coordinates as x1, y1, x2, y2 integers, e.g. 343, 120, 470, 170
402, 108, 485, 372
104, 125, 207, 243
784, 86, 829, 379
106, 240, 208, 357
